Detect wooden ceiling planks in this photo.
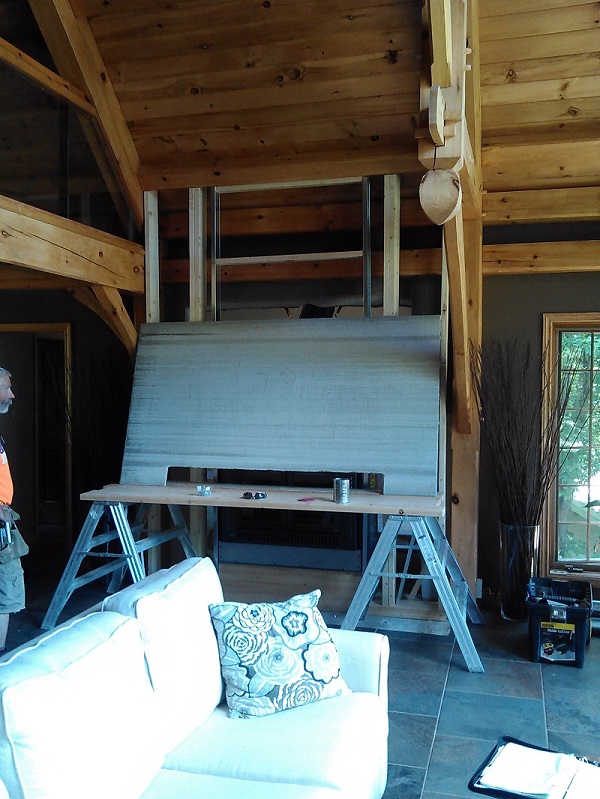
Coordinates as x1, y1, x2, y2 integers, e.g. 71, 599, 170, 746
81, 0, 422, 189
483, 139, 600, 192
479, 0, 599, 197
0, 0, 596, 220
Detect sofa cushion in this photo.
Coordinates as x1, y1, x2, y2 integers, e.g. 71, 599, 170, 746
102, 556, 224, 751
0, 612, 164, 799
164, 693, 388, 799
142, 770, 342, 799
209, 589, 350, 718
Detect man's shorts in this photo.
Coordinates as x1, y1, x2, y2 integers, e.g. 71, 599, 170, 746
0, 558, 25, 613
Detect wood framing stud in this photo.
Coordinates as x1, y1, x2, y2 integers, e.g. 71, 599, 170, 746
144, 191, 160, 324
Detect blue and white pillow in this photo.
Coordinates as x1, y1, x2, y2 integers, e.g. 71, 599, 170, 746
209, 589, 350, 718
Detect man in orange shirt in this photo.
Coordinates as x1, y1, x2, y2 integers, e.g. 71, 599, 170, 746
0, 367, 24, 654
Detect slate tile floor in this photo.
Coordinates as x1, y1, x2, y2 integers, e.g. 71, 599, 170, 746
381, 613, 600, 799
5, 573, 600, 799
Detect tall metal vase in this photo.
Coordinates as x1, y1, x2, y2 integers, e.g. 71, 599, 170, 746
499, 522, 540, 621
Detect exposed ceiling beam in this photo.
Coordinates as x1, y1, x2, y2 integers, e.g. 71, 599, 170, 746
27, 0, 144, 226
69, 285, 137, 358
92, 285, 137, 358
483, 239, 600, 274
0, 35, 97, 117
0, 194, 144, 292
483, 187, 600, 224
138, 143, 422, 191
443, 207, 472, 434
419, 0, 479, 437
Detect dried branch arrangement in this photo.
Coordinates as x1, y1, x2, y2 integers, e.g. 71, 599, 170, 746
470, 341, 583, 528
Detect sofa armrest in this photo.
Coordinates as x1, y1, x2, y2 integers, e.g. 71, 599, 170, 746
329, 629, 389, 705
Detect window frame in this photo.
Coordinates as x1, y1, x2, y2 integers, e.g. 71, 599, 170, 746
542, 312, 600, 590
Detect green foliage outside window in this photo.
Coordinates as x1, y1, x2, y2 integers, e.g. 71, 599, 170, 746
557, 331, 600, 563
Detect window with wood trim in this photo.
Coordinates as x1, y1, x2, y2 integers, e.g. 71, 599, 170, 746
542, 314, 600, 585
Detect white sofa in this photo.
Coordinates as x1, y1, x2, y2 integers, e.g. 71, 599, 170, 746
0, 557, 389, 799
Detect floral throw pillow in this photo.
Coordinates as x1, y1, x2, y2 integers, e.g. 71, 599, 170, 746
209, 589, 350, 718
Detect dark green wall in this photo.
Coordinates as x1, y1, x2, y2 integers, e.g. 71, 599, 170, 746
478, 272, 600, 593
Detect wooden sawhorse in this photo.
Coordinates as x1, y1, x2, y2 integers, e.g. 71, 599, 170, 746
41, 501, 197, 630
341, 515, 485, 673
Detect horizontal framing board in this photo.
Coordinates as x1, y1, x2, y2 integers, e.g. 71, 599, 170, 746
120, 316, 442, 495
483, 187, 600, 224
482, 240, 600, 274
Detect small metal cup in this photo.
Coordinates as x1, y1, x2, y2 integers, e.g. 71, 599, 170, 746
333, 478, 350, 504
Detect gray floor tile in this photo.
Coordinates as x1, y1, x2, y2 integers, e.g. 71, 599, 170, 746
468, 614, 531, 662
548, 730, 600, 762
382, 764, 425, 799
448, 653, 543, 699
388, 710, 438, 768
423, 734, 497, 799
388, 666, 446, 716
422, 794, 474, 799
387, 633, 454, 676
437, 689, 547, 746
545, 686, 600, 736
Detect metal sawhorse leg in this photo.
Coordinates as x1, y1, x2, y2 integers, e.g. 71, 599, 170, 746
341, 515, 485, 673
41, 501, 197, 630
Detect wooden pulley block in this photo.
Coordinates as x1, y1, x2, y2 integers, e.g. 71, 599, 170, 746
418, 169, 462, 225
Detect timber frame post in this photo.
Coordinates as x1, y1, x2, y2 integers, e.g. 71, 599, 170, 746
418, 0, 483, 589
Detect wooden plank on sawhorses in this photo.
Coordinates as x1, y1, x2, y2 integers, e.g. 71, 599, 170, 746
41, 501, 197, 630
341, 515, 484, 673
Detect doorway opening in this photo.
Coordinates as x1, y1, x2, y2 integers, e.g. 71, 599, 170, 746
0, 324, 72, 568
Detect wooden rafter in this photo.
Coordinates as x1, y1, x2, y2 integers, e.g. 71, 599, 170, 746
27, 0, 144, 226
0, 36, 97, 117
